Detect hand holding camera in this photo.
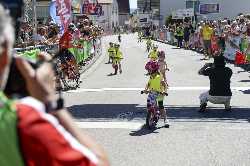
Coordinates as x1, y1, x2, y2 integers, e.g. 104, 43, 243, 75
15, 54, 56, 103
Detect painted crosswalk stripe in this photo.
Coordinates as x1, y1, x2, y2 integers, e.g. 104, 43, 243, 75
76, 122, 143, 130
67, 87, 250, 93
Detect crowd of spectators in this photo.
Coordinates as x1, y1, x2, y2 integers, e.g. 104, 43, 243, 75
154, 14, 250, 63
15, 17, 104, 48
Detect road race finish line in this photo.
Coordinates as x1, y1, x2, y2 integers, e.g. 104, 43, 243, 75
67, 87, 250, 93
76, 122, 143, 130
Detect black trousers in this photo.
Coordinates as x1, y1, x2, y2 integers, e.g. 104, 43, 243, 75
177, 36, 183, 48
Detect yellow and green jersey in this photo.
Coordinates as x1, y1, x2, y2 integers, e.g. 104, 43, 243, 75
108, 47, 115, 57
149, 50, 158, 61
113, 50, 123, 64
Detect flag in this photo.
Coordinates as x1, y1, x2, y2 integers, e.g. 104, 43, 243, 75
56, 0, 72, 30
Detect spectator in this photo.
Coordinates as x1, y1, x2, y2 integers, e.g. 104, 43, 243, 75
0, 4, 109, 166
198, 56, 232, 112
175, 23, 184, 48
201, 22, 214, 60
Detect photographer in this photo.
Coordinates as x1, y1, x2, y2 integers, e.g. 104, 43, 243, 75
198, 56, 232, 112
0, 4, 109, 166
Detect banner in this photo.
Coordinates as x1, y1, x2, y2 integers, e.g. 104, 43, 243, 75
72, 0, 82, 14
56, 0, 72, 29
172, 9, 194, 19
49, 1, 61, 25
82, 1, 103, 16
199, 4, 220, 14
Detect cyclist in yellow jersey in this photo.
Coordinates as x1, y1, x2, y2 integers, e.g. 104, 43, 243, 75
148, 45, 158, 61
112, 44, 123, 75
146, 38, 152, 52
144, 61, 169, 126
107, 42, 115, 64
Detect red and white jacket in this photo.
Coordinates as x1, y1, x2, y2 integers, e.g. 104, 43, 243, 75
16, 97, 98, 166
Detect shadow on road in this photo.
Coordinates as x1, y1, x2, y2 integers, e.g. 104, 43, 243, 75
129, 124, 162, 136
239, 80, 250, 83
68, 104, 250, 123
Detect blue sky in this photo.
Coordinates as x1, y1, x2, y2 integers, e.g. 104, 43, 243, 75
129, 0, 137, 9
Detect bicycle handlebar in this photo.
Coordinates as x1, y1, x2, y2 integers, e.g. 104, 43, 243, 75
141, 90, 168, 96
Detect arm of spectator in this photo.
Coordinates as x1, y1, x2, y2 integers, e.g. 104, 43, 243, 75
198, 64, 212, 76
16, 55, 110, 166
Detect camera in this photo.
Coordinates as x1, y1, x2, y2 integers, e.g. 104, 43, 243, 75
4, 56, 38, 98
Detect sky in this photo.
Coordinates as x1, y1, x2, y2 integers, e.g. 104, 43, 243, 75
129, 0, 137, 9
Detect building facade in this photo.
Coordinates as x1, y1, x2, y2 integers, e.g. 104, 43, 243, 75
160, 0, 250, 25
34, 0, 119, 31
116, 0, 130, 26
137, 0, 160, 14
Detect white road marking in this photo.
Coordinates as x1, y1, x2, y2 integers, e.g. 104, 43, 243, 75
67, 87, 250, 93
76, 122, 143, 130
76, 121, 250, 130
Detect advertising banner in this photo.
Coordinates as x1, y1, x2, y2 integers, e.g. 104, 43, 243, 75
72, 0, 81, 14
56, 0, 72, 29
199, 4, 220, 14
172, 9, 194, 19
82, 0, 103, 16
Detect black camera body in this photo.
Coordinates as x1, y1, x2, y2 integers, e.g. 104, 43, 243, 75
4, 56, 38, 98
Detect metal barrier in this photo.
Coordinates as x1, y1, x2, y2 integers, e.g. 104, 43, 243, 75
14, 37, 102, 64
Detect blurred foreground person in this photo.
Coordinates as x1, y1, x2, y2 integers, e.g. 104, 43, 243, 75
0, 4, 109, 166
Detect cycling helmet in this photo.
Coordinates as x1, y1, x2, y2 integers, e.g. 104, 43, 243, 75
115, 44, 120, 48
68, 23, 77, 32
158, 51, 165, 58
145, 60, 159, 73
153, 45, 158, 49
109, 42, 113, 45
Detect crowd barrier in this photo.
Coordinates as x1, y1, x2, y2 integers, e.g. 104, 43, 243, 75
153, 30, 250, 71
14, 37, 102, 64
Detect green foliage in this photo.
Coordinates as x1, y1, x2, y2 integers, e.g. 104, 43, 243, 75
165, 15, 172, 26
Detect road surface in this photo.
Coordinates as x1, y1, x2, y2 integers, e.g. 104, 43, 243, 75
64, 34, 250, 166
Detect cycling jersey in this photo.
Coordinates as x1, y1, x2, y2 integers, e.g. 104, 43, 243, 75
108, 47, 115, 58
148, 74, 165, 101
146, 40, 152, 45
113, 50, 123, 64
149, 50, 158, 61
59, 31, 73, 50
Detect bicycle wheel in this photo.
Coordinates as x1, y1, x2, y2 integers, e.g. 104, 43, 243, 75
146, 110, 156, 129
62, 66, 80, 90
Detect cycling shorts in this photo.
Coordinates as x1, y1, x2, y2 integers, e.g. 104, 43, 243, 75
59, 49, 75, 64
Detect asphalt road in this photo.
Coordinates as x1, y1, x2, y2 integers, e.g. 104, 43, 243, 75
64, 34, 250, 166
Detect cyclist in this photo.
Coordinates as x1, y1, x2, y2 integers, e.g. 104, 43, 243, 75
59, 23, 80, 76
143, 61, 169, 127
107, 42, 115, 64
112, 44, 123, 75
138, 31, 143, 42
146, 37, 152, 52
158, 51, 170, 84
148, 45, 158, 61
118, 33, 121, 43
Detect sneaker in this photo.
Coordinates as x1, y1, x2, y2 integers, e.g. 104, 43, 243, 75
199, 103, 207, 112
164, 119, 170, 128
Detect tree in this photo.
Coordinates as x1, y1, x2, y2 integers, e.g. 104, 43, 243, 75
165, 15, 172, 26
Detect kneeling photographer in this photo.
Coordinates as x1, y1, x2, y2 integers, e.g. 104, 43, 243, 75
198, 56, 233, 112
0, 2, 109, 166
